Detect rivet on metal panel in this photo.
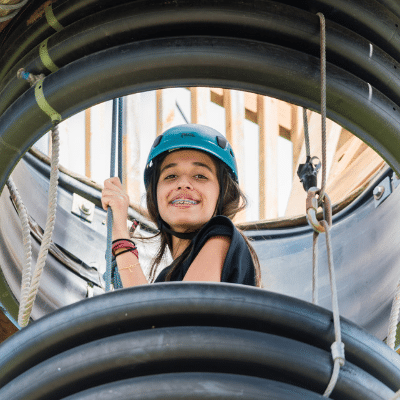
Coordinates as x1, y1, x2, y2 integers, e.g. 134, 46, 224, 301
373, 176, 392, 207
71, 193, 95, 222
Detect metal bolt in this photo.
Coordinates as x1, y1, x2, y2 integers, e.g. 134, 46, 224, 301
373, 185, 385, 200
80, 203, 91, 215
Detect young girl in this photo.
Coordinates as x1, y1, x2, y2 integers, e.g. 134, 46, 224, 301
101, 124, 262, 287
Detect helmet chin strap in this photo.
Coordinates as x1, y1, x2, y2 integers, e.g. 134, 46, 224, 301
156, 216, 198, 240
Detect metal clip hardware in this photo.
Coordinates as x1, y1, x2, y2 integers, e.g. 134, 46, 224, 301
306, 187, 332, 233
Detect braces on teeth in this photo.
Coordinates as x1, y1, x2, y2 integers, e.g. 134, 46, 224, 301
172, 199, 198, 204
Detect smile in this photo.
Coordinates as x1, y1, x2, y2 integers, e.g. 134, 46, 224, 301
171, 199, 199, 205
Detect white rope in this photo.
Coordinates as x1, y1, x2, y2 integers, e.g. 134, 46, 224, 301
320, 217, 345, 397
0, 0, 29, 22
312, 231, 319, 304
387, 279, 400, 350
17, 127, 60, 327
309, 192, 345, 397
317, 12, 327, 201
5, 177, 33, 311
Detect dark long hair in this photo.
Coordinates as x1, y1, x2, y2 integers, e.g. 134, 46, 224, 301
144, 153, 262, 287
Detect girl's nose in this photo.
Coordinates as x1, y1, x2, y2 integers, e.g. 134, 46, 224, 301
177, 175, 192, 189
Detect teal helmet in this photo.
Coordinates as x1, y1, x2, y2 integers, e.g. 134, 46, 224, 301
144, 124, 238, 189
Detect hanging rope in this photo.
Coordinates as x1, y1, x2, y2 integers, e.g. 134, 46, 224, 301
5, 177, 32, 313
387, 279, 400, 350
10, 70, 61, 327
303, 108, 311, 158
297, 108, 321, 192
105, 97, 124, 292
303, 13, 345, 398
317, 12, 327, 202
0, 0, 29, 22
10, 126, 60, 327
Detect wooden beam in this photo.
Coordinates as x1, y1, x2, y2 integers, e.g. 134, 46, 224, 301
85, 108, 91, 178
156, 89, 175, 136
291, 107, 307, 176
277, 100, 292, 131
224, 89, 246, 222
258, 95, 279, 219
0, 310, 18, 344
190, 87, 210, 124
326, 137, 385, 203
126, 94, 141, 204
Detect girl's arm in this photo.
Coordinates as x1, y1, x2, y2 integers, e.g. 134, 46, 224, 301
102, 177, 149, 287
183, 235, 231, 282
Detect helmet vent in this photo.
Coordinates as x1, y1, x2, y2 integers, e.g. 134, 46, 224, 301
152, 135, 163, 148
217, 136, 228, 149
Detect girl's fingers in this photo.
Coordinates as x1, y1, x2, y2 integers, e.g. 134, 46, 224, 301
101, 186, 130, 212
104, 177, 122, 190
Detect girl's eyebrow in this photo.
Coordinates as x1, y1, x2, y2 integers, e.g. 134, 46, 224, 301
160, 161, 214, 174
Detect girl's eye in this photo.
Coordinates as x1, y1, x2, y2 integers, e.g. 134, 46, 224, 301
164, 174, 176, 180
195, 174, 207, 179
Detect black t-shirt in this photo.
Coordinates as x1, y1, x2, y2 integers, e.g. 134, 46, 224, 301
154, 215, 256, 286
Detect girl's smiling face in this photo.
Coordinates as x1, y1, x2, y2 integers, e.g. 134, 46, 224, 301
157, 149, 220, 232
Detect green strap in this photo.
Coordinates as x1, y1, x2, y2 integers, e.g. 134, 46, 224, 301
34, 79, 62, 123
44, 2, 64, 32
39, 38, 59, 73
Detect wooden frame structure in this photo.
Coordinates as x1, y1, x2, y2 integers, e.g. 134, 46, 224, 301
53, 88, 385, 224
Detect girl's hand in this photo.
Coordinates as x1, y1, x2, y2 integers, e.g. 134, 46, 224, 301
101, 177, 130, 239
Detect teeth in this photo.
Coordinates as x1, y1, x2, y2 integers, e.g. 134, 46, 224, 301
172, 199, 198, 205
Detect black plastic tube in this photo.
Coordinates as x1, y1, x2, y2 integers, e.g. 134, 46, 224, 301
61, 373, 327, 400
1, 36, 400, 197
0, 326, 393, 399
2, 0, 400, 120
0, 283, 399, 391
0, 0, 136, 82
279, 0, 400, 60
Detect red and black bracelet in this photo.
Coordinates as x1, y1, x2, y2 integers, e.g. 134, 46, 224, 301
112, 238, 138, 257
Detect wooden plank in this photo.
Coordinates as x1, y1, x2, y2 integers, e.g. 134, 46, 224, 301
326, 145, 385, 203
245, 92, 257, 114
290, 106, 306, 176
327, 133, 366, 185
0, 310, 18, 344
277, 100, 292, 131
224, 89, 246, 222
258, 95, 279, 219
85, 108, 91, 178
190, 87, 210, 124
156, 89, 175, 136
125, 94, 141, 204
